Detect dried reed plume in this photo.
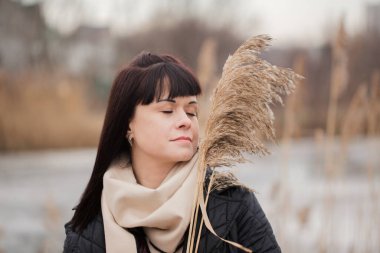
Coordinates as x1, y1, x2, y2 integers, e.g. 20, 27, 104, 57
196, 37, 218, 133
341, 84, 368, 145
282, 54, 306, 141
202, 34, 300, 168
197, 37, 218, 96
337, 83, 368, 181
326, 17, 348, 140
186, 35, 302, 253
368, 70, 380, 135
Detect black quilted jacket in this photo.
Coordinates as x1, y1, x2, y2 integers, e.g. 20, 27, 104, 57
63, 185, 281, 253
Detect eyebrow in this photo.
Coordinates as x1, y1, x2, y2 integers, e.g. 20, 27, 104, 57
157, 98, 197, 105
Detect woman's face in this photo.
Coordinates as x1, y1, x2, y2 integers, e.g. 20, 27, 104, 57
128, 94, 199, 164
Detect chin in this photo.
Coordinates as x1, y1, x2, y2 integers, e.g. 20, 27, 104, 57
171, 150, 195, 162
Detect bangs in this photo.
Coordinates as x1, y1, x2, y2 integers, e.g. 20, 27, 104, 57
136, 62, 201, 105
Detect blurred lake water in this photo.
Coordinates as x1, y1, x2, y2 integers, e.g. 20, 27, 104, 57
0, 137, 379, 253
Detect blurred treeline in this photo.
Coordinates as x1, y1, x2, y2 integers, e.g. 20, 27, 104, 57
0, 0, 379, 151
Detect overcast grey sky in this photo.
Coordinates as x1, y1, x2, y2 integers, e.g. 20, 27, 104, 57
39, 0, 380, 47
252, 0, 379, 47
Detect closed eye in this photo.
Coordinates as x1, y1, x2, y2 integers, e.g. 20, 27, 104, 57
161, 111, 197, 117
187, 112, 197, 117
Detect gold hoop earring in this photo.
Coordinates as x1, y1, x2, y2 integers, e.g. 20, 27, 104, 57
127, 134, 133, 146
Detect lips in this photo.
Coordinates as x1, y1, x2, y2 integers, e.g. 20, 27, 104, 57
172, 136, 192, 142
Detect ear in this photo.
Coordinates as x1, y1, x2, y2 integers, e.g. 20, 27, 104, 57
127, 119, 135, 136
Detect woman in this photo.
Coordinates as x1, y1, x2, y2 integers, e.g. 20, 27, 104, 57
63, 52, 281, 253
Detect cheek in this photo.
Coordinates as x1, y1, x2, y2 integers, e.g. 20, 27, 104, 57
192, 121, 200, 145
136, 119, 169, 141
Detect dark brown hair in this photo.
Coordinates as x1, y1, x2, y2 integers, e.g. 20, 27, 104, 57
70, 52, 201, 232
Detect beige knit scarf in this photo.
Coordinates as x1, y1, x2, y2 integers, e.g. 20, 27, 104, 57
101, 151, 199, 253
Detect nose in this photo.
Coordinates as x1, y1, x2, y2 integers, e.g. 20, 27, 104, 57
175, 110, 192, 129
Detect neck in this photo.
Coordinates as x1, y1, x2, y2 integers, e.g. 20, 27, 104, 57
131, 151, 176, 189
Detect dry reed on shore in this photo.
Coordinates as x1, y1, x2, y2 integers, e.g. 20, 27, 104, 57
364, 70, 380, 252
39, 196, 62, 253
276, 53, 306, 249
0, 71, 103, 151
320, 17, 349, 253
367, 71, 380, 136
319, 17, 380, 253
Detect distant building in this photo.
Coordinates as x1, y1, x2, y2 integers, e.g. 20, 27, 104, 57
0, 0, 116, 79
0, 0, 48, 71
50, 25, 116, 78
